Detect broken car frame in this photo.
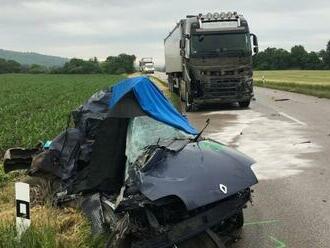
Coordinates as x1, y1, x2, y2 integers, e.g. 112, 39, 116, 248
4, 77, 258, 247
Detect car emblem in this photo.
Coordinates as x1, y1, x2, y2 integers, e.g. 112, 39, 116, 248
219, 184, 228, 194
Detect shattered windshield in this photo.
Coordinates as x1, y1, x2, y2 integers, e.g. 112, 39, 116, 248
125, 116, 192, 165
190, 33, 251, 58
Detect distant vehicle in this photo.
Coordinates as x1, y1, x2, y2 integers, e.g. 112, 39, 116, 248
164, 12, 259, 111
139, 57, 155, 74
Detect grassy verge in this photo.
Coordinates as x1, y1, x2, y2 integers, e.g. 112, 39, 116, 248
254, 80, 330, 99
0, 204, 105, 248
0, 168, 105, 248
149, 76, 181, 111
0, 74, 126, 247
254, 70, 330, 99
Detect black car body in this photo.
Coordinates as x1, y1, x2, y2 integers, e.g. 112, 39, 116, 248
3, 77, 257, 247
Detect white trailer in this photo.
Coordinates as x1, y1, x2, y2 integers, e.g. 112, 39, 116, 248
164, 24, 183, 74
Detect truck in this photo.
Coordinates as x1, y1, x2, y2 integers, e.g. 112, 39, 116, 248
164, 12, 258, 111
139, 57, 155, 74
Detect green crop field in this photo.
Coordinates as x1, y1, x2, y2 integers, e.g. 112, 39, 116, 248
254, 70, 330, 98
0, 73, 125, 247
0, 74, 125, 158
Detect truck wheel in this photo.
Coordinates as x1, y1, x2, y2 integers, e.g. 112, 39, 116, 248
173, 86, 179, 95
239, 100, 250, 108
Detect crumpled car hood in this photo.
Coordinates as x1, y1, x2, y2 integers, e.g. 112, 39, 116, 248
137, 140, 257, 210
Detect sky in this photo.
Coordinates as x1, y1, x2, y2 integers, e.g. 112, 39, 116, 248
0, 0, 330, 65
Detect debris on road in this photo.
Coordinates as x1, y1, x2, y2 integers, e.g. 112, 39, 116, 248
3, 76, 258, 247
294, 140, 312, 145
270, 113, 280, 117
274, 98, 290, 102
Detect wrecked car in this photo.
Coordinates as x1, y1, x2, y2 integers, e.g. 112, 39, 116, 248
3, 76, 258, 247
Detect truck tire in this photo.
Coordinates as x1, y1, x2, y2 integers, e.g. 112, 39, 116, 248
239, 100, 250, 108
173, 85, 179, 95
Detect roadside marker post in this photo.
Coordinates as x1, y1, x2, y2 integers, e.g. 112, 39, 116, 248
15, 182, 31, 237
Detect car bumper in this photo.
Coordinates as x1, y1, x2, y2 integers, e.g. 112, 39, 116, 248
131, 189, 251, 248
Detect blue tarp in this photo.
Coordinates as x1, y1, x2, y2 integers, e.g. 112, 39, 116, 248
109, 76, 198, 135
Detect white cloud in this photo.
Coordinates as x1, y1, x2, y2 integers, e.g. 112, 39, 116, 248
0, 0, 329, 65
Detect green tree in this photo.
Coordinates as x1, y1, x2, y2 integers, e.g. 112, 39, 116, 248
253, 48, 291, 70
28, 64, 48, 74
61, 58, 102, 74
103, 54, 136, 74
0, 58, 22, 73
254, 43, 326, 70
304, 52, 322, 69
290, 45, 308, 69
321, 40, 330, 69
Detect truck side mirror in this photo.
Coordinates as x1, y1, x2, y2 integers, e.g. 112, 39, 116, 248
253, 46, 259, 54
250, 33, 259, 55
180, 39, 185, 49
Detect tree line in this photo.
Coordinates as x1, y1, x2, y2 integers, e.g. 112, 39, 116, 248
0, 53, 136, 74
253, 40, 330, 70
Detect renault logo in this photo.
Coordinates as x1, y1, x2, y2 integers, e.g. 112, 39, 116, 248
219, 184, 228, 194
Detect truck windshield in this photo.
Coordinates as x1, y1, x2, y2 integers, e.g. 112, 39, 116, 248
145, 63, 154, 68
191, 33, 251, 57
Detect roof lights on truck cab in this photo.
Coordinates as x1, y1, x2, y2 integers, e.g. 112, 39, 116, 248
206, 12, 213, 19
203, 12, 239, 21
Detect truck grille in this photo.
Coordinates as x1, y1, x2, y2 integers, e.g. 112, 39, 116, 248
203, 78, 240, 97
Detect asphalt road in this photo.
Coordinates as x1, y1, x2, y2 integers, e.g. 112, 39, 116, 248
153, 72, 330, 248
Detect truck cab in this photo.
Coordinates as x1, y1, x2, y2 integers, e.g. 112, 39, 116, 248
164, 12, 258, 111
139, 57, 155, 74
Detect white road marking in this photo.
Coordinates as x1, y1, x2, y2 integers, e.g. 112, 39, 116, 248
278, 112, 307, 126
